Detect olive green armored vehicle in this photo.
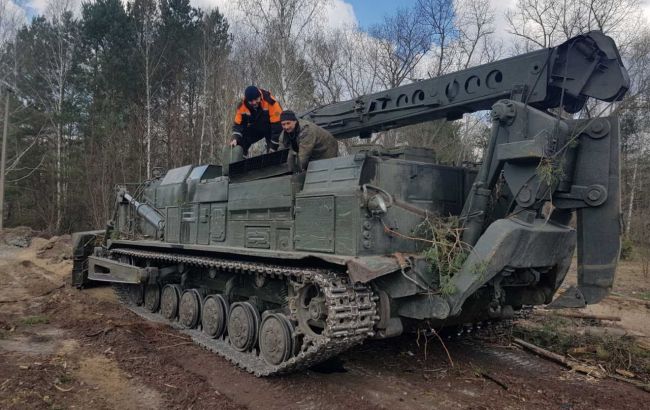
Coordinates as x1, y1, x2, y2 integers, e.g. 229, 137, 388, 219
72, 31, 629, 375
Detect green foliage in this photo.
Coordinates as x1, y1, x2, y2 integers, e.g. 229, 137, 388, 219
536, 158, 565, 188
471, 260, 490, 283
415, 216, 480, 296
437, 274, 458, 297
20, 315, 50, 325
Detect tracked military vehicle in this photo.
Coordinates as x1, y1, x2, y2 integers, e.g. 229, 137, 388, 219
72, 31, 629, 376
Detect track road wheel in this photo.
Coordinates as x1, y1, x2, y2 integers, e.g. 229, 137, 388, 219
160, 284, 181, 320
128, 284, 144, 306
202, 294, 229, 338
179, 289, 202, 328
144, 284, 161, 312
228, 302, 260, 352
259, 313, 295, 365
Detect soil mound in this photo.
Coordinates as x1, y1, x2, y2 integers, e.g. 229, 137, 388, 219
0, 226, 35, 248
36, 235, 72, 263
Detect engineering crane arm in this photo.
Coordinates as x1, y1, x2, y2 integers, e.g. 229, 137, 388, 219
302, 31, 629, 139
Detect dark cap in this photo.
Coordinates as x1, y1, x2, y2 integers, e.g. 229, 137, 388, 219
280, 110, 298, 122
244, 85, 261, 101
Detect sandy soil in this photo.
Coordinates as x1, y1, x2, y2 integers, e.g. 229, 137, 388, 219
562, 258, 650, 336
0, 239, 649, 409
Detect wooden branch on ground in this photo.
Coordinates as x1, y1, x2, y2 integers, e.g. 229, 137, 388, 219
85, 326, 115, 337
123, 356, 147, 361
609, 374, 650, 393
535, 310, 621, 322
607, 294, 650, 308
513, 338, 605, 378
53, 384, 73, 392
157, 342, 192, 350
478, 371, 509, 390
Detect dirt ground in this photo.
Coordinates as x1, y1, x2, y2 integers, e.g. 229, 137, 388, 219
1, 235, 649, 409
562, 258, 650, 337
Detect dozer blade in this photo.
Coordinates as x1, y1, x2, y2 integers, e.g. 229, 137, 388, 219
575, 204, 620, 304
574, 115, 621, 305
547, 286, 587, 309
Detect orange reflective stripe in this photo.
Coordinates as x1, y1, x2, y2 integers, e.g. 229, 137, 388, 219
261, 91, 282, 123
234, 102, 249, 124
268, 101, 282, 123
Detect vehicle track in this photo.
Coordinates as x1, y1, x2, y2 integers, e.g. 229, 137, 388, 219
111, 248, 378, 376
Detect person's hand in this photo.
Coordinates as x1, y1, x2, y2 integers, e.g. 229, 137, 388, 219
229, 138, 238, 147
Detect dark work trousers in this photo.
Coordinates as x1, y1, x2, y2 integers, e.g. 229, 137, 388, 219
239, 128, 279, 154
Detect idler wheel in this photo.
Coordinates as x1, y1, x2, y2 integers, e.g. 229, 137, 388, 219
179, 289, 202, 328
128, 284, 144, 306
227, 302, 260, 352
160, 284, 181, 320
259, 313, 295, 365
296, 283, 328, 338
144, 284, 161, 312
202, 294, 229, 338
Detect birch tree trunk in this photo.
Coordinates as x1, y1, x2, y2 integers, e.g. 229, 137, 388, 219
625, 160, 638, 237
146, 43, 152, 179
199, 35, 208, 164
56, 56, 65, 232
0, 89, 8, 230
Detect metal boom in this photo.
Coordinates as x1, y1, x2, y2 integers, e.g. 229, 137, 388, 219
302, 31, 629, 138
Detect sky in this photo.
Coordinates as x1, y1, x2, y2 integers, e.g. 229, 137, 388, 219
9, 0, 650, 34
13, 0, 408, 26
346, 0, 417, 29
10, 0, 449, 29
24, 0, 512, 34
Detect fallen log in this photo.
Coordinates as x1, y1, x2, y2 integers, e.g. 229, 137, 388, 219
513, 338, 605, 378
535, 310, 621, 322
577, 326, 646, 338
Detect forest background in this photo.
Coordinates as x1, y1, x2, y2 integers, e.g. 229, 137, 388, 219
0, 0, 648, 257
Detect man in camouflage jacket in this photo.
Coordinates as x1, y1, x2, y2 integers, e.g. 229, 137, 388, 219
278, 110, 339, 171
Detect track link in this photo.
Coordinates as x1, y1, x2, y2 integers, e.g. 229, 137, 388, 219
111, 248, 378, 376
